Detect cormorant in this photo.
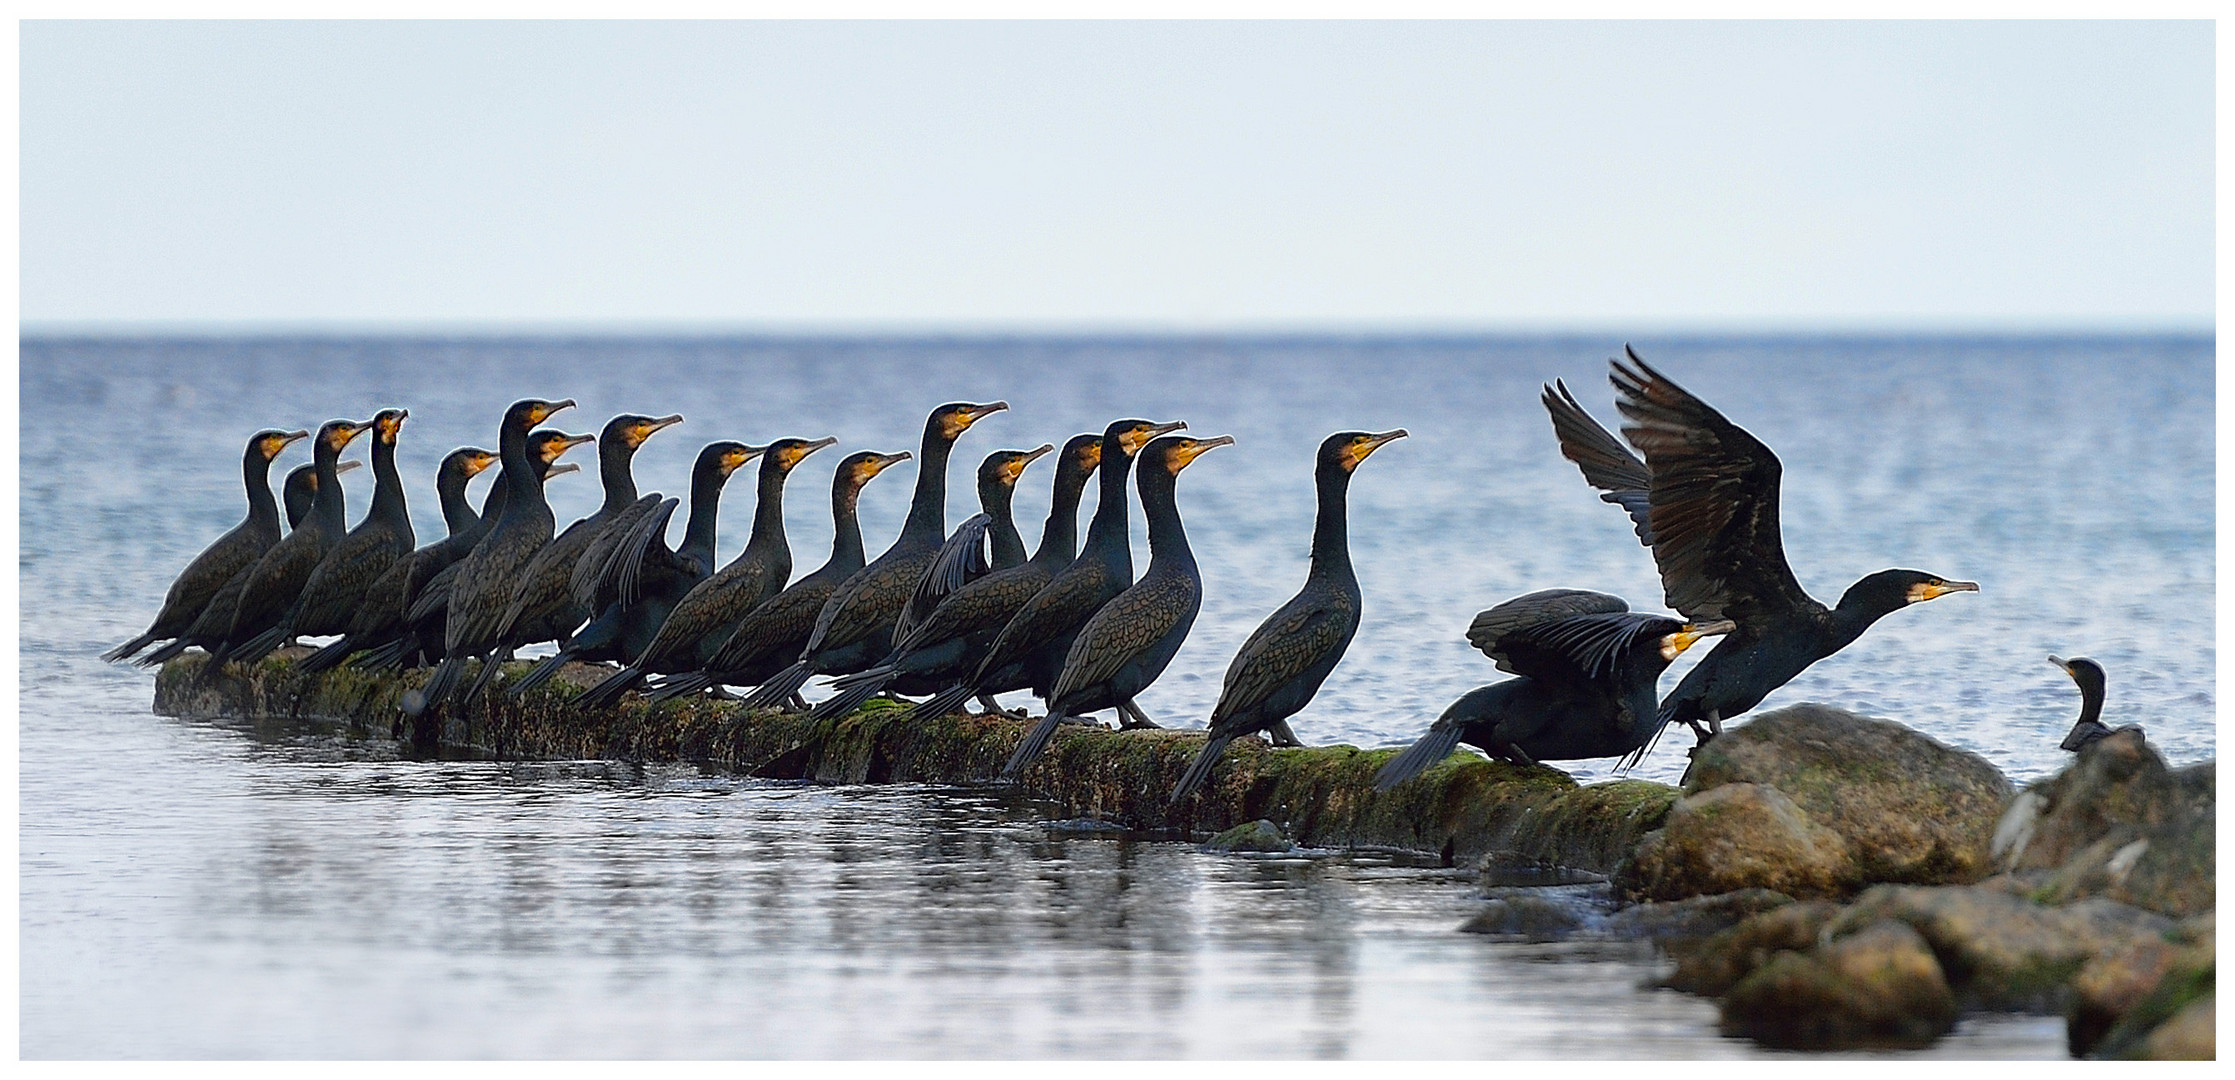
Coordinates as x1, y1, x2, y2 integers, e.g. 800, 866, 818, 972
900, 419, 1184, 725
104, 428, 307, 663
490, 413, 684, 662
740, 401, 1009, 709
412, 398, 578, 711
571, 437, 835, 708
1372, 589, 1737, 788
227, 408, 417, 665
365, 430, 583, 673
2049, 655, 2131, 751
1169, 430, 1406, 805
1004, 433, 1231, 778
133, 458, 356, 669
502, 438, 760, 697
209, 418, 372, 667
296, 446, 500, 675
640, 449, 911, 704
1542, 348, 1977, 747
810, 442, 1054, 720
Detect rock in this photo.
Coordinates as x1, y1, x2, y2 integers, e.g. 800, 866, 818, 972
1202, 819, 1293, 854
2072, 912, 2215, 1057
1664, 900, 1844, 996
1829, 883, 2173, 1010
1718, 920, 1958, 1050
1599, 888, 1795, 943
2092, 956, 2216, 1060
1995, 733, 2214, 918
1616, 783, 1853, 901
1686, 704, 2013, 886
2132, 995, 2214, 1060
1459, 891, 1592, 941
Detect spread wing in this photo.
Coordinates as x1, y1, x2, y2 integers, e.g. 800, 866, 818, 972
1541, 379, 1655, 545
1610, 347, 1812, 623
1467, 588, 1629, 674
1495, 610, 1677, 684
896, 513, 991, 645
570, 495, 660, 611
597, 497, 679, 610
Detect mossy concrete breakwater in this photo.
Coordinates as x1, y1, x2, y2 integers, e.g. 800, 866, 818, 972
152, 648, 1676, 875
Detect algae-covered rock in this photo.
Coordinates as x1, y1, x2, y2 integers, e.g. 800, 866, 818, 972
1686, 704, 2013, 887
1599, 888, 1795, 943
1617, 783, 1852, 901
2072, 912, 2214, 1058
1718, 919, 1959, 1050
1203, 819, 1293, 854
1992, 731, 2214, 918
1663, 900, 1844, 996
1828, 883, 2172, 1010
2091, 955, 2215, 1060
1458, 890, 1593, 941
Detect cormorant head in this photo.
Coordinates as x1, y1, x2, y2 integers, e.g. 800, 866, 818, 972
456, 448, 501, 478
981, 444, 1054, 491
316, 418, 372, 454
367, 408, 408, 445
930, 401, 1009, 442
1658, 619, 1737, 662
1839, 569, 1979, 615
606, 413, 685, 451
1108, 419, 1188, 457
252, 429, 309, 461
506, 398, 576, 430
835, 449, 910, 494
697, 440, 764, 482
1144, 434, 1234, 476
1319, 429, 1409, 474
766, 436, 839, 475
2049, 655, 2107, 700
529, 429, 594, 470
1058, 432, 1104, 477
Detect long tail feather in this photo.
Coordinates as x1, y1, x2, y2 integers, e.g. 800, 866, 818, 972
354, 636, 409, 672
900, 683, 974, 725
418, 655, 466, 713
572, 664, 643, 710
1168, 735, 1236, 806
1373, 724, 1467, 791
297, 636, 357, 675
506, 650, 573, 698
1002, 713, 1070, 778
137, 638, 193, 668
226, 626, 290, 668
740, 662, 813, 709
642, 670, 714, 704
102, 632, 159, 663
459, 650, 508, 708
810, 670, 895, 720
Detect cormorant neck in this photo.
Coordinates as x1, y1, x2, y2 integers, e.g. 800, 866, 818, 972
981, 480, 1025, 569
1137, 465, 1195, 571
745, 460, 790, 557
1032, 463, 1091, 567
1307, 464, 1355, 585
901, 434, 956, 546
467, 481, 509, 541
497, 417, 544, 520
680, 465, 728, 566
828, 482, 867, 571
1081, 438, 1137, 574
242, 446, 280, 528
367, 434, 409, 530
598, 440, 639, 516
310, 439, 349, 532
1827, 590, 1901, 651
2076, 680, 2104, 728
436, 467, 480, 536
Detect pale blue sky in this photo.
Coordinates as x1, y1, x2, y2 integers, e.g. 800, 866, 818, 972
20, 20, 2214, 331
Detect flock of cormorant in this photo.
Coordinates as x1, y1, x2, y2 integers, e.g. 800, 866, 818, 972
112, 347, 2074, 805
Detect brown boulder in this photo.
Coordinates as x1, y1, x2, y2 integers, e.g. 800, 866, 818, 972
1618, 782, 1852, 901
1686, 704, 2013, 886
1718, 919, 1959, 1050
1829, 883, 2173, 1010
1663, 899, 1844, 996
1993, 732, 2214, 918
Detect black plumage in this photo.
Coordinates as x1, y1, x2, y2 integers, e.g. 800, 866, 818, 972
504, 439, 758, 697
641, 450, 910, 704
2050, 655, 2131, 751
573, 437, 835, 708
1372, 589, 1734, 789
296, 446, 500, 675
410, 398, 579, 712
739, 401, 1009, 709
227, 408, 418, 665
1169, 429, 1406, 805
812, 442, 1055, 720
208, 418, 372, 668
104, 428, 306, 663
901, 419, 1184, 725
134, 458, 354, 669
1005, 434, 1230, 778
1542, 347, 1977, 745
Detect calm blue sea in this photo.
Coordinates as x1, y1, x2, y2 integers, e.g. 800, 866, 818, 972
19, 334, 2208, 1058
